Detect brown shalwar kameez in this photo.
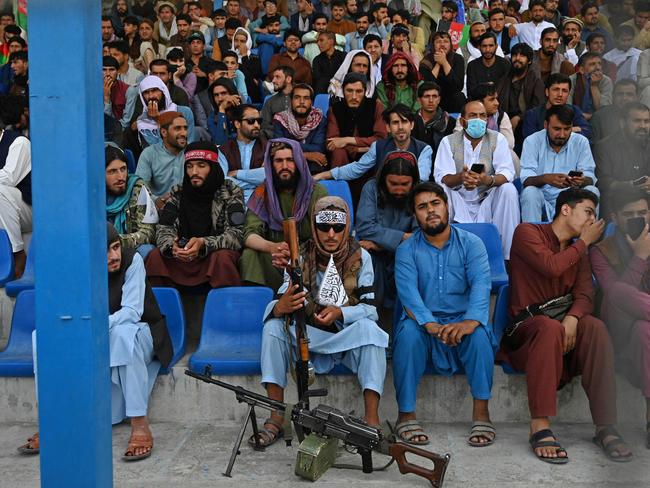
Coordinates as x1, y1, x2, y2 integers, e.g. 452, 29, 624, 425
498, 223, 617, 424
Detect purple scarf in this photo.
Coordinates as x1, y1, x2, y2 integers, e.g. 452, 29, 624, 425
247, 138, 315, 231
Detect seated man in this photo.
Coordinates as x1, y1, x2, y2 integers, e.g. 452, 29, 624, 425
261, 65, 294, 139
218, 104, 267, 203
105, 145, 156, 258
522, 73, 592, 140
316, 104, 432, 183
273, 83, 327, 173
326, 73, 387, 169
568, 52, 614, 120
135, 112, 188, 205
102, 56, 137, 134
253, 196, 388, 446
267, 29, 313, 85
376, 51, 421, 111
18, 223, 173, 461
393, 181, 495, 446
591, 189, 650, 450
590, 79, 639, 141
520, 105, 599, 223
240, 139, 328, 290
413, 81, 456, 157
435, 100, 519, 259
502, 188, 633, 463
146, 142, 245, 289
0, 109, 31, 277
356, 150, 419, 309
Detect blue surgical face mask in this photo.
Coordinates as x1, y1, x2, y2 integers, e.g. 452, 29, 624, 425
465, 118, 487, 139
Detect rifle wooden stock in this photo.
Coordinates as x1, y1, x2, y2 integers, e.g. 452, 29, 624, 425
388, 442, 450, 488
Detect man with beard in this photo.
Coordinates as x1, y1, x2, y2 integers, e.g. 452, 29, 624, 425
327, 0, 355, 35
591, 78, 638, 140
316, 103, 432, 184
325, 73, 388, 168
414, 81, 456, 153
273, 84, 327, 173
557, 18, 586, 65
356, 151, 419, 310
392, 181, 495, 447
103, 56, 137, 135
149, 59, 190, 108
251, 196, 388, 446
595, 102, 650, 207
345, 11, 370, 51
466, 33, 511, 97
312, 31, 347, 94
436, 100, 519, 259
146, 141, 245, 289
502, 188, 633, 463
569, 52, 613, 120
590, 189, 650, 452
153, 1, 178, 47
267, 29, 312, 85
531, 27, 576, 85
261, 66, 294, 138
580, 1, 615, 51
520, 105, 598, 222
522, 73, 592, 139
497, 43, 545, 143
510, 0, 555, 50
219, 104, 267, 203
376, 51, 421, 111
302, 14, 346, 65
106, 40, 144, 88
136, 111, 188, 205
458, 21, 504, 66
240, 139, 328, 290
105, 145, 155, 258
488, 8, 518, 55
18, 223, 174, 460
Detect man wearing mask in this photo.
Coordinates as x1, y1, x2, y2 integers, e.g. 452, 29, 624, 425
146, 141, 245, 289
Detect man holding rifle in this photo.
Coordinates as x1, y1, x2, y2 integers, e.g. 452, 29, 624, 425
252, 196, 388, 447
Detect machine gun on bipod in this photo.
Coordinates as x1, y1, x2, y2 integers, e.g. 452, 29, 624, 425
185, 368, 451, 487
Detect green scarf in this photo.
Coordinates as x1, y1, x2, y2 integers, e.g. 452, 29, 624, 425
107, 174, 140, 234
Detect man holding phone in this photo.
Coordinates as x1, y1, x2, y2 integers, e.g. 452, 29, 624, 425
591, 188, 650, 451
434, 100, 520, 259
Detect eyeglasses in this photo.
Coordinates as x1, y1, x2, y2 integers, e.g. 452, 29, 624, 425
316, 223, 346, 233
242, 117, 263, 125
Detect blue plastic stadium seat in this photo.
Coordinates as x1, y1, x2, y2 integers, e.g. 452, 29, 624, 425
491, 284, 519, 374
0, 290, 35, 376
124, 148, 136, 173
314, 94, 330, 116
453, 223, 508, 292
153, 287, 186, 375
5, 241, 34, 297
189, 286, 273, 375
318, 180, 355, 228
0, 229, 14, 286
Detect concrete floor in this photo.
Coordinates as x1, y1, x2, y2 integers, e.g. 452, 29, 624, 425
3, 421, 649, 488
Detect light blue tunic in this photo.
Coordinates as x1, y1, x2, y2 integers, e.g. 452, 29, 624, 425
217, 139, 265, 203
261, 249, 388, 394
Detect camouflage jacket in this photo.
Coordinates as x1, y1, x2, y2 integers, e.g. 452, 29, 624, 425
117, 179, 156, 249
156, 179, 245, 257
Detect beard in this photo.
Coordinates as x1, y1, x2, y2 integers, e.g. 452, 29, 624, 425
422, 220, 448, 236
386, 191, 409, 209
512, 63, 528, 75
272, 169, 299, 190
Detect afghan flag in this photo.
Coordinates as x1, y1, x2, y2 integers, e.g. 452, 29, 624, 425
13, 0, 27, 35
449, 22, 470, 50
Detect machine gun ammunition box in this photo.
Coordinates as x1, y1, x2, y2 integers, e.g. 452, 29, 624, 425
294, 433, 339, 481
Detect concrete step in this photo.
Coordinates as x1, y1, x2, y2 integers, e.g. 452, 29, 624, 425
1, 351, 646, 425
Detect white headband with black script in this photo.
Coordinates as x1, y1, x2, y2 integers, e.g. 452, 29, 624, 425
315, 210, 347, 225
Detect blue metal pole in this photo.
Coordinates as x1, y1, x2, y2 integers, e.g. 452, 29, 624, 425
28, 1, 113, 487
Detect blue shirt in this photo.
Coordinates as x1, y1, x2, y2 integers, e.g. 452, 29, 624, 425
217, 139, 265, 202
520, 129, 597, 205
135, 142, 185, 198
395, 227, 491, 329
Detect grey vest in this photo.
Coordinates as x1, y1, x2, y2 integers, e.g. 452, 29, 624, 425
448, 129, 499, 200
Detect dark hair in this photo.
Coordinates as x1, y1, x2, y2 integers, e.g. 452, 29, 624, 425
506, 0, 521, 10
621, 101, 650, 119
478, 31, 497, 45
586, 32, 606, 46
545, 72, 572, 89
410, 181, 448, 213
105, 144, 127, 166
212, 8, 227, 16
382, 103, 415, 124
362, 33, 382, 48
540, 26, 559, 40
508, 42, 532, 60
488, 7, 506, 18
442, 0, 459, 11
101, 15, 114, 24
222, 50, 239, 61
636, 0, 650, 12
4, 24, 20, 36
554, 188, 599, 220
356, 12, 370, 22
318, 30, 336, 42
232, 103, 258, 121
149, 59, 170, 71
291, 83, 315, 100
1, 12, 15, 20
610, 187, 648, 213
102, 55, 120, 69
332, 0, 346, 8
106, 40, 129, 54
614, 78, 638, 93
394, 8, 411, 21
8, 51, 27, 63
342, 72, 367, 89
432, 30, 452, 44
6, 36, 26, 49
313, 13, 329, 23
284, 28, 301, 42
577, 51, 601, 67
418, 81, 441, 98
262, 14, 281, 27
545, 104, 575, 124
529, 0, 546, 8
580, 0, 599, 16
378, 153, 420, 208
166, 47, 185, 61
273, 65, 295, 79
615, 24, 636, 38
225, 18, 243, 30
176, 13, 192, 24
469, 82, 498, 101
212, 60, 228, 71
123, 15, 140, 26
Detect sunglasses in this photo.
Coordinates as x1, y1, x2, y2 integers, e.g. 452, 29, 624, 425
316, 223, 346, 233
242, 117, 263, 125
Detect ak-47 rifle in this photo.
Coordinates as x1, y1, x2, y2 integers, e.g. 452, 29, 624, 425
185, 369, 451, 487
282, 217, 313, 429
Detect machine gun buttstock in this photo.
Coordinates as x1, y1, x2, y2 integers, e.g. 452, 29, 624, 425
388, 442, 451, 488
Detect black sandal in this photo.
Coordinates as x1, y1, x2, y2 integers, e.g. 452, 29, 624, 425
529, 429, 569, 464
248, 417, 283, 450
593, 426, 633, 462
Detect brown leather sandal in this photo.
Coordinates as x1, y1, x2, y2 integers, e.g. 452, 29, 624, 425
122, 432, 153, 462
248, 417, 284, 450
17, 433, 40, 455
